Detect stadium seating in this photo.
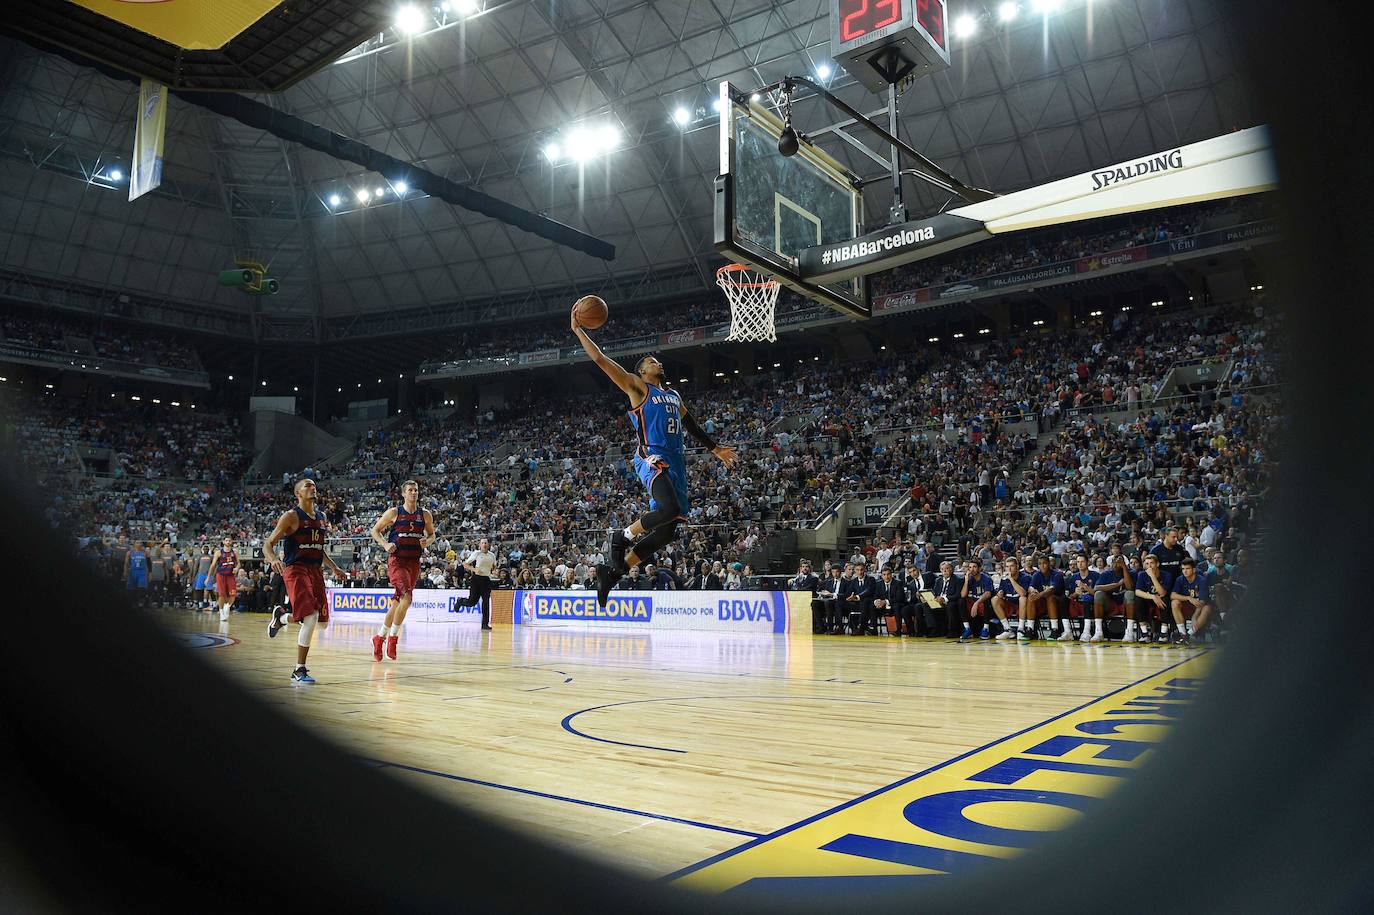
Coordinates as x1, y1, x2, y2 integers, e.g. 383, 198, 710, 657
2, 289, 1278, 610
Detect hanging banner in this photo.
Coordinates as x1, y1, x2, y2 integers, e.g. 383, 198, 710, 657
130, 79, 169, 202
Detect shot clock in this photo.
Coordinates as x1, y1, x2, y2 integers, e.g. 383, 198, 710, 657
829, 0, 951, 92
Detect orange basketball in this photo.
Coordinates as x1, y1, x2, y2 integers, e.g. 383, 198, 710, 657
573, 294, 608, 330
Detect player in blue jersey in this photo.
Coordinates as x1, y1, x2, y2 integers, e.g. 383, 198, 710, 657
572, 307, 737, 608
124, 540, 149, 607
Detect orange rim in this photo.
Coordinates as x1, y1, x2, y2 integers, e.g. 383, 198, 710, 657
716, 263, 779, 288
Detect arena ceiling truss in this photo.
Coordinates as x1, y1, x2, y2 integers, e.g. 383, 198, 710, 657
0, 0, 1255, 342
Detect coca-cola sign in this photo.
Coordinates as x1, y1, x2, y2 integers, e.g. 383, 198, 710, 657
662, 328, 704, 346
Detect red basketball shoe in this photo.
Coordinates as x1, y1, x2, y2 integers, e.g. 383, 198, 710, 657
371, 634, 384, 662
386, 635, 398, 660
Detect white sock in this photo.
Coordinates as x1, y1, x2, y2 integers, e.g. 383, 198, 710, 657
219, 609, 229, 621
1061, 619, 1072, 634
1124, 620, 1136, 637
377, 624, 388, 637
389, 625, 400, 636
1093, 619, 1103, 637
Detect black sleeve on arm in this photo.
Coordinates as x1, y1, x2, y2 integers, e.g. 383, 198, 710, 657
681, 411, 718, 450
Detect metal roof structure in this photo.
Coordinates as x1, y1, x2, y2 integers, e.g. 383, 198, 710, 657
0, 0, 1257, 341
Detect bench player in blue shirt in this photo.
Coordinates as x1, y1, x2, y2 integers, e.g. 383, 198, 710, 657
572, 307, 737, 608
1170, 557, 1212, 645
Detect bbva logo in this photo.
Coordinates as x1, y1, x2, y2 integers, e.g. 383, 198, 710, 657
717, 599, 773, 622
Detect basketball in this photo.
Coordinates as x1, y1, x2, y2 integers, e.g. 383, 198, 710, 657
572, 294, 607, 330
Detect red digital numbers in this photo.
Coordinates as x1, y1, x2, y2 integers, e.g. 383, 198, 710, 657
839, 0, 904, 43
915, 0, 945, 50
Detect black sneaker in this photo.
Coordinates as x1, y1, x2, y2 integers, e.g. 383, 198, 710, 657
290, 666, 315, 684
1172, 631, 1191, 646
267, 606, 287, 638
595, 563, 621, 609
609, 530, 631, 574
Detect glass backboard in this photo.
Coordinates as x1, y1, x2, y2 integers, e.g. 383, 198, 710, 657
715, 82, 869, 318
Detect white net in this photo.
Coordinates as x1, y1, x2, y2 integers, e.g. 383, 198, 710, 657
717, 264, 780, 343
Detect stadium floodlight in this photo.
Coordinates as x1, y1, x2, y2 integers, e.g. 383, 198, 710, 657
108, 168, 123, 181
712, 97, 725, 113
355, 189, 370, 204
566, 127, 592, 162
1033, 319, 1045, 325
954, 14, 978, 39
293, 386, 299, 392
227, 374, 234, 380
1033, 0, 1061, 13
928, 337, 939, 342
261, 380, 267, 387
750, 93, 761, 103
394, 181, 407, 194
953, 332, 965, 338
815, 63, 832, 80
328, 194, 342, 207
672, 106, 691, 127
543, 142, 561, 162
445, 0, 479, 15
999, 2, 1019, 22
1122, 305, 1132, 311
1090, 309, 1103, 316
597, 124, 620, 152
374, 187, 385, 198
979, 327, 991, 334
394, 4, 427, 34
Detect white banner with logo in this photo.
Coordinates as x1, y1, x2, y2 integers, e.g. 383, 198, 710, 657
130, 78, 168, 202
327, 587, 479, 622
513, 589, 789, 634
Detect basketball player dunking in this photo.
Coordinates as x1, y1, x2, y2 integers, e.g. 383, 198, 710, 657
214, 536, 241, 623
571, 308, 737, 608
368, 480, 436, 661
263, 479, 346, 684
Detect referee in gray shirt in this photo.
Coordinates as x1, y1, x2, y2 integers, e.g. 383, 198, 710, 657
451, 537, 496, 630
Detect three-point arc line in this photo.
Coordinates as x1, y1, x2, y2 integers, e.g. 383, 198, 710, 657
560, 695, 890, 754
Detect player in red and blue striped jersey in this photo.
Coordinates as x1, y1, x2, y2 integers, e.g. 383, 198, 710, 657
368, 480, 435, 661
572, 305, 737, 609
214, 536, 241, 623
263, 478, 346, 684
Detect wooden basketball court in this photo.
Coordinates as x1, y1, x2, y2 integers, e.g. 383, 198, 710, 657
163, 611, 1211, 890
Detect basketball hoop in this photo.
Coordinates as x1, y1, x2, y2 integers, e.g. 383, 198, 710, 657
717, 263, 780, 343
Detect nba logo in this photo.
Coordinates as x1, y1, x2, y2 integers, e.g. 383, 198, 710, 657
522, 592, 535, 622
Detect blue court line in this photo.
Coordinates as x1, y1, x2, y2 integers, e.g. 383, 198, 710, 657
365, 758, 762, 839
550, 661, 1106, 701
662, 650, 1209, 883
560, 695, 890, 754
